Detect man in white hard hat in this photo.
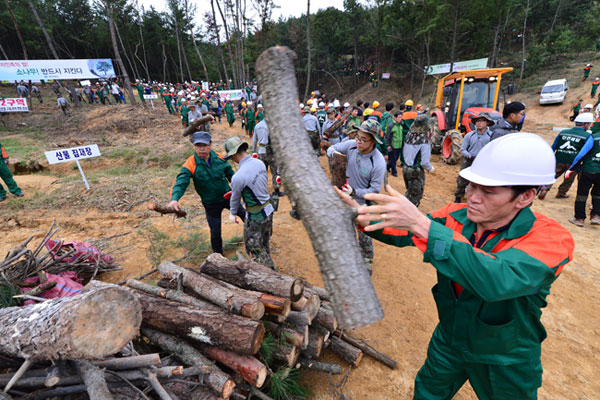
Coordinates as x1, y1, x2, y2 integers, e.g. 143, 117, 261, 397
538, 112, 593, 200
335, 133, 574, 399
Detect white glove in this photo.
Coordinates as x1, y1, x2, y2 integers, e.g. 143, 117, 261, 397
428, 166, 435, 172
341, 182, 353, 196
229, 213, 239, 224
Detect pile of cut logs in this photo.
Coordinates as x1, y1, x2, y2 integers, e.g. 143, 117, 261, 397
0, 253, 395, 399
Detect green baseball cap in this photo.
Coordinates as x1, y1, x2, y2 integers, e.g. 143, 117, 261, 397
223, 136, 248, 159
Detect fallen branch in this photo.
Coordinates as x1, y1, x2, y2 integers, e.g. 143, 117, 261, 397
147, 201, 187, 219
298, 357, 342, 374
75, 361, 113, 400
334, 330, 397, 369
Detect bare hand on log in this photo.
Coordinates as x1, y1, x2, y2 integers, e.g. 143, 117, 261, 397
255, 46, 383, 329
148, 201, 187, 218
182, 114, 214, 137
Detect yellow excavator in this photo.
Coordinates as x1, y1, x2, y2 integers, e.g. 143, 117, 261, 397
430, 67, 513, 164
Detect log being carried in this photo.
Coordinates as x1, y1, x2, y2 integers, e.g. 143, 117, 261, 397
255, 46, 384, 329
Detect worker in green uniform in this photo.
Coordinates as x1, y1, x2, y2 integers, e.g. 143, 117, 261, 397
134, 80, 145, 103
255, 104, 264, 122
180, 99, 190, 127
168, 131, 245, 254
162, 89, 175, 114
246, 102, 257, 138
590, 78, 600, 98
0, 142, 24, 201
225, 100, 235, 127
335, 133, 574, 399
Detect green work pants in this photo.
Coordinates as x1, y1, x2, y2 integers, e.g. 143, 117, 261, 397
414, 326, 542, 400
0, 162, 22, 197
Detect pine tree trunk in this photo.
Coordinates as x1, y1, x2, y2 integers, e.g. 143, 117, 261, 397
210, 0, 229, 82
449, 0, 460, 73
215, 0, 238, 88
255, 47, 384, 330
490, 0, 505, 68
105, 2, 136, 103
303, 0, 311, 101
518, 0, 529, 89
185, 0, 209, 82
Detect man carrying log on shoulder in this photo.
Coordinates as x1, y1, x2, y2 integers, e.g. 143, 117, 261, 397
224, 137, 275, 269
168, 132, 245, 254
327, 120, 386, 275
335, 133, 574, 399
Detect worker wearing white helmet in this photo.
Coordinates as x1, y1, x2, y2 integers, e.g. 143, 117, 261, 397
336, 132, 574, 400
538, 112, 593, 200
565, 112, 600, 226
318, 101, 325, 108
583, 103, 594, 113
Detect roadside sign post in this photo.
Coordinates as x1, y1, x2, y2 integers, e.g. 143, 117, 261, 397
44, 144, 101, 190
143, 94, 158, 109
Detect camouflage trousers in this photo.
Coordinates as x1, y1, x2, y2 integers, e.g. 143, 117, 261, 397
259, 148, 280, 192
403, 165, 425, 207
307, 131, 321, 156
356, 225, 374, 260
454, 158, 474, 199
244, 213, 274, 269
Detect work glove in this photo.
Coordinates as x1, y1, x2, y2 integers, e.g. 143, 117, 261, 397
340, 181, 353, 196
275, 176, 282, 185
223, 191, 232, 199
229, 213, 239, 224
3, 158, 8, 166
427, 166, 435, 172
252, 153, 259, 158
565, 170, 574, 180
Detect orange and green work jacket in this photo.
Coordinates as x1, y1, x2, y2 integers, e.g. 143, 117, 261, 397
0, 143, 7, 161
170, 150, 234, 205
364, 203, 574, 365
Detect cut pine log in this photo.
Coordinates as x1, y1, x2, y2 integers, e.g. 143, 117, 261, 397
330, 151, 348, 188
0, 287, 141, 361
303, 283, 330, 302
147, 201, 187, 218
263, 321, 305, 349
301, 326, 329, 360
127, 279, 220, 311
334, 330, 397, 369
197, 344, 267, 388
182, 114, 214, 137
158, 261, 265, 320
314, 307, 338, 332
200, 253, 304, 301
272, 343, 299, 368
286, 310, 311, 327
291, 292, 320, 321
298, 357, 342, 374
93, 354, 161, 370
329, 336, 363, 367
142, 328, 235, 399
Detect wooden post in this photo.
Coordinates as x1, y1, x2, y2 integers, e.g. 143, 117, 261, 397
255, 46, 383, 330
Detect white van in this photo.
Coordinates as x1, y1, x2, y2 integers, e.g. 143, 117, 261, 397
539, 79, 568, 105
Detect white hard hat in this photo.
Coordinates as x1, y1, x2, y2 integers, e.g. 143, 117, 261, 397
583, 103, 594, 109
333, 99, 341, 108
344, 102, 350, 107
318, 101, 325, 107
459, 133, 556, 186
257, 104, 263, 108
574, 112, 595, 123
299, 103, 304, 108
247, 101, 253, 106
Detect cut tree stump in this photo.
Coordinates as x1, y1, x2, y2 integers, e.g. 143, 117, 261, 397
200, 253, 304, 301
158, 261, 264, 320
142, 328, 235, 399
255, 46, 383, 330
0, 287, 141, 361
330, 151, 348, 188
197, 344, 267, 388
329, 336, 363, 367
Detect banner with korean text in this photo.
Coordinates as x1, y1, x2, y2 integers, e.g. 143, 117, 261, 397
217, 89, 245, 101
0, 98, 29, 112
0, 59, 116, 81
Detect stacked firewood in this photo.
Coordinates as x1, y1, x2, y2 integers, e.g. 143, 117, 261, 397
0, 253, 395, 399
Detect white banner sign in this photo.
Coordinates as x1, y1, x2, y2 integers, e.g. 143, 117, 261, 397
80, 80, 91, 86
0, 59, 116, 81
0, 98, 28, 112
143, 94, 158, 99
381, 73, 391, 79
217, 89, 245, 101
425, 58, 489, 75
202, 81, 209, 91
45, 144, 101, 165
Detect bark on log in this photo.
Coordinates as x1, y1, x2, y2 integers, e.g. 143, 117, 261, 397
93, 354, 161, 370
0, 287, 141, 361
272, 344, 298, 368
301, 326, 329, 360
45, 360, 68, 387
286, 310, 311, 327
182, 114, 214, 137
158, 261, 264, 320
334, 330, 397, 369
13, 280, 56, 299
303, 283, 330, 302
314, 307, 338, 332
263, 321, 304, 349
127, 279, 220, 311
329, 336, 362, 367
200, 253, 304, 301
291, 293, 320, 321
298, 358, 342, 374
147, 201, 187, 218
330, 152, 348, 188
256, 47, 382, 329
75, 361, 113, 400
196, 344, 267, 388
323, 107, 353, 138
142, 328, 235, 399
139, 293, 264, 355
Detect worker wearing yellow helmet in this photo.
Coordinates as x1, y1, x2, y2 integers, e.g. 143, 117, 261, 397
401, 100, 418, 135
372, 100, 380, 109
303, 104, 322, 156
240, 102, 248, 131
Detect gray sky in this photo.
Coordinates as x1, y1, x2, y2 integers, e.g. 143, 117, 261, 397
139, 0, 346, 30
